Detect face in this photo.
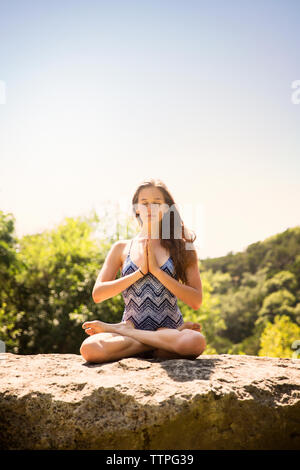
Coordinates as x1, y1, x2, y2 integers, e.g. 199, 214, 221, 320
136, 186, 169, 226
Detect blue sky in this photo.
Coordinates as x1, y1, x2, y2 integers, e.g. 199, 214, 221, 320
0, 0, 299, 258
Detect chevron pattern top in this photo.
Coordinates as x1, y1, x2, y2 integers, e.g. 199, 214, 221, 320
121, 239, 184, 331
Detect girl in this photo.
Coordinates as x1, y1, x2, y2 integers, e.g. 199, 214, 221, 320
80, 178, 206, 362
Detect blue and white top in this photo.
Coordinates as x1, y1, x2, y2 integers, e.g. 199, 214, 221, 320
121, 239, 184, 331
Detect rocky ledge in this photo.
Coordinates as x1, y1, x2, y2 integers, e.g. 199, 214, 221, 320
0, 353, 299, 450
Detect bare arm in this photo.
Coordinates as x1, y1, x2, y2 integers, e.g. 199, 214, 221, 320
92, 241, 143, 303
152, 258, 203, 310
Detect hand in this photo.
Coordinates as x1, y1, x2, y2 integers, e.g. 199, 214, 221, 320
138, 238, 149, 275
147, 238, 160, 275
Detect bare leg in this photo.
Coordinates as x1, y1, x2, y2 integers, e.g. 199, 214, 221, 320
81, 320, 202, 362
82, 320, 205, 356
152, 322, 201, 357
152, 326, 201, 359
80, 331, 156, 363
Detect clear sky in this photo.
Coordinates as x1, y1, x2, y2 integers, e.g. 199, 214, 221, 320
0, 0, 299, 259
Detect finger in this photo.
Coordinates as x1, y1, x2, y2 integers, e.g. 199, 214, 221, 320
85, 328, 94, 335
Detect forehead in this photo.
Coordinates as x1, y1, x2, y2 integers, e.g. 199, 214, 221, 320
138, 186, 164, 201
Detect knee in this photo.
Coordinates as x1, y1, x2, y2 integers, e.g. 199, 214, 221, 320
80, 342, 94, 362
176, 331, 206, 357
80, 341, 106, 363
196, 334, 206, 356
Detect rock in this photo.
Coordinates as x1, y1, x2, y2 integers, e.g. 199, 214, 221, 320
0, 353, 299, 450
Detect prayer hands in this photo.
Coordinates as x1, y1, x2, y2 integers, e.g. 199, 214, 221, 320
147, 238, 160, 275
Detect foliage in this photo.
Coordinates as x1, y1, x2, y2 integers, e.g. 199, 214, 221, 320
0, 211, 25, 351
11, 212, 103, 353
258, 315, 300, 358
201, 226, 300, 356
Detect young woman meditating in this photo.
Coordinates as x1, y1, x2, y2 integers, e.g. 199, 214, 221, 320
80, 178, 206, 363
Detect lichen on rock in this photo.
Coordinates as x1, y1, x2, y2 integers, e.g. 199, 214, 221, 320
0, 353, 299, 449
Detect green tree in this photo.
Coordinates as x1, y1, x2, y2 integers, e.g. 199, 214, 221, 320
258, 315, 300, 358
0, 211, 24, 351
217, 267, 268, 346
264, 270, 297, 294
256, 289, 297, 328
13, 211, 123, 354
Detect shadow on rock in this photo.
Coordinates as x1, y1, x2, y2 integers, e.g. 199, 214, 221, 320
82, 355, 223, 383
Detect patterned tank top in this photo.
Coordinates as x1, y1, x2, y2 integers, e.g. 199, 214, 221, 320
121, 239, 184, 331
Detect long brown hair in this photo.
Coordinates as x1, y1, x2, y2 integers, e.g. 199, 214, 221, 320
132, 178, 198, 284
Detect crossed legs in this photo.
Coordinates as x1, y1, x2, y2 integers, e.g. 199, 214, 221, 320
80, 320, 206, 363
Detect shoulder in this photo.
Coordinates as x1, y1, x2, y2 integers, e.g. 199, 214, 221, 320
107, 239, 126, 251
117, 238, 133, 249
115, 239, 133, 263
113, 239, 127, 247
105, 240, 127, 262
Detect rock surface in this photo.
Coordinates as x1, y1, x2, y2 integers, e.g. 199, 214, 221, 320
0, 352, 300, 450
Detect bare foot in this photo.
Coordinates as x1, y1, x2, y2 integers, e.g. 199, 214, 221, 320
82, 320, 133, 336
177, 321, 202, 332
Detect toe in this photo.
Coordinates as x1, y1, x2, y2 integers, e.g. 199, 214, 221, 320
82, 321, 94, 330
85, 328, 94, 335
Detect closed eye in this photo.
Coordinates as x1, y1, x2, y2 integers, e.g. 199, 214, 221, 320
140, 202, 163, 205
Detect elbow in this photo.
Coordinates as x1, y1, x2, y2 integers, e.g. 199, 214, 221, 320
92, 292, 99, 303
192, 295, 202, 310
92, 285, 102, 304
192, 303, 201, 310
